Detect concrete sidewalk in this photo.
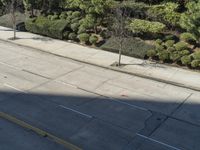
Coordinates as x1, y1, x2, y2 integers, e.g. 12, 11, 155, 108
0, 26, 200, 91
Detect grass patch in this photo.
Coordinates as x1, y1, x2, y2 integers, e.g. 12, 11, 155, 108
100, 37, 155, 59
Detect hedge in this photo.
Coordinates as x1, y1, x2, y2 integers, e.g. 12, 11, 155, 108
101, 37, 154, 58
25, 16, 69, 39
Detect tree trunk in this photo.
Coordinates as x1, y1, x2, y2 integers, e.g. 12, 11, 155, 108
11, 0, 16, 40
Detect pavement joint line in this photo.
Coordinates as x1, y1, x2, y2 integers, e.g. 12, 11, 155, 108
59, 105, 93, 119
0, 61, 21, 70
1, 38, 200, 93
170, 93, 193, 117
136, 133, 182, 150
55, 80, 78, 89
3, 83, 26, 93
0, 112, 82, 150
22, 69, 52, 80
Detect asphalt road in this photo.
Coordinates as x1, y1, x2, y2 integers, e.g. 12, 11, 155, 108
0, 41, 200, 150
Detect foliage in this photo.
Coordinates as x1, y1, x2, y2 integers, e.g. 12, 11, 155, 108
101, 37, 155, 59
179, 1, 200, 41
129, 19, 166, 34
192, 51, 200, 60
165, 40, 175, 48
158, 50, 170, 62
25, 16, 69, 39
191, 60, 200, 68
174, 41, 189, 51
78, 33, 90, 43
68, 32, 77, 40
89, 34, 99, 45
181, 55, 192, 65
146, 49, 156, 58
147, 2, 181, 27
180, 32, 197, 44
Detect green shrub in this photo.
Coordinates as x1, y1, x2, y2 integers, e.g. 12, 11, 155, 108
179, 50, 190, 56
59, 13, 67, 20
158, 50, 169, 61
68, 33, 77, 40
78, 33, 90, 43
89, 34, 99, 45
101, 37, 155, 59
67, 11, 73, 16
71, 23, 79, 32
192, 51, 200, 60
25, 17, 69, 39
181, 55, 192, 65
78, 26, 87, 34
63, 31, 70, 40
179, 1, 200, 41
180, 32, 196, 44
155, 39, 162, 45
129, 19, 166, 34
164, 35, 177, 41
72, 11, 81, 18
156, 44, 165, 52
174, 42, 189, 51
170, 52, 181, 62
51, 15, 59, 21
147, 49, 157, 58
167, 47, 176, 52
191, 60, 200, 68
147, 2, 181, 27
165, 40, 175, 48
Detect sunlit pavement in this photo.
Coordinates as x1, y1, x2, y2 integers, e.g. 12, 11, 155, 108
0, 41, 200, 150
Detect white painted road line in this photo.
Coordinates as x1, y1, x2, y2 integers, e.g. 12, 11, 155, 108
136, 133, 182, 150
59, 105, 93, 119
111, 98, 149, 111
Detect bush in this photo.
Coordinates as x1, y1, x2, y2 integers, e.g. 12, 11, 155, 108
71, 23, 79, 32
167, 47, 176, 52
179, 50, 190, 56
192, 51, 200, 60
101, 37, 155, 59
78, 33, 90, 43
156, 44, 165, 52
179, 1, 200, 40
180, 32, 196, 44
59, 12, 67, 20
174, 42, 189, 51
63, 31, 70, 40
78, 26, 87, 34
89, 34, 99, 45
155, 39, 162, 45
181, 55, 192, 65
147, 49, 157, 58
68, 33, 77, 40
25, 17, 69, 39
72, 11, 81, 18
129, 19, 166, 34
51, 15, 59, 21
170, 52, 181, 62
158, 50, 169, 61
165, 40, 175, 48
147, 2, 181, 27
164, 35, 177, 41
191, 60, 200, 68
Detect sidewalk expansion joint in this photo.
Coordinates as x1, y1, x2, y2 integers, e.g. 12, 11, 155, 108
0, 112, 82, 150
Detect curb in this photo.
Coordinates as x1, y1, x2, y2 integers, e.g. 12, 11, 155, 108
0, 112, 82, 150
1, 38, 200, 92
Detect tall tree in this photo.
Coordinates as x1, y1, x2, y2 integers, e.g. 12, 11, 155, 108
1, 0, 22, 39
